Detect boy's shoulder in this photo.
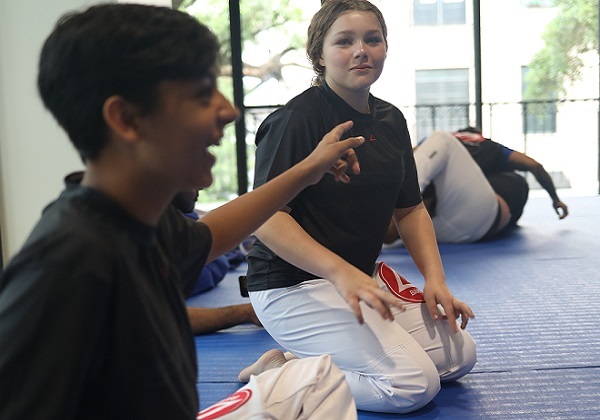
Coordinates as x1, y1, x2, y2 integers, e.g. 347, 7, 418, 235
23, 187, 151, 268
1, 185, 158, 295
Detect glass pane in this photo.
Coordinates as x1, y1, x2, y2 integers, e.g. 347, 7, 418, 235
414, 0, 438, 25
181, 0, 598, 199
483, 0, 598, 195
179, 0, 321, 203
414, 0, 465, 25
178, 1, 236, 207
241, 0, 321, 107
240, 0, 321, 191
442, 0, 465, 24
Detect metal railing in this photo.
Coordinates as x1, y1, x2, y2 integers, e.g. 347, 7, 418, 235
202, 98, 599, 203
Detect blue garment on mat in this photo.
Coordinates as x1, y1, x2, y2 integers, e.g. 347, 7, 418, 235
184, 211, 246, 296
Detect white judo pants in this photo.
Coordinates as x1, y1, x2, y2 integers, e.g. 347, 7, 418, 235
414, 130, 499, 243
197, 353, 356, 420
249, 262, 477, 414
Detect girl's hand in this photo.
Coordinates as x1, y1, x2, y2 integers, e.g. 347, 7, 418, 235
330, 268, 405, 325
423, 279, 475, 333
304, 121, 364, 185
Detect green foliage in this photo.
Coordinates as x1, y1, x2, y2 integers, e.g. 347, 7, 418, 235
525, 0, 599, 100
179, 0, 304, 69
177, 0, 306, 204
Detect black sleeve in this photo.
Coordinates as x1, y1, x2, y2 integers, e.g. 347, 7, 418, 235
157, 205, 212, 297
394, 112, 422, 208
253, 107, 326, 189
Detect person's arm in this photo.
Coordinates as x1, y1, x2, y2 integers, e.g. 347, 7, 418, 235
201, 121, 363, 262
393, 202, 475, 332
255, 210, 405, 325
187, 304, 261, 335
507, 151, 569, 219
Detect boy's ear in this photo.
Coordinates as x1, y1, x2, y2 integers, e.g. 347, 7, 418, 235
102, 95, 143, 143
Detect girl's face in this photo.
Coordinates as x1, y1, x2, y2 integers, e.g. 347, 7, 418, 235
319, 10, 386, 100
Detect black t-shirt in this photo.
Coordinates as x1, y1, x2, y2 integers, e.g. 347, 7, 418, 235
247, 84, 421, 290
0, 183, 211, 419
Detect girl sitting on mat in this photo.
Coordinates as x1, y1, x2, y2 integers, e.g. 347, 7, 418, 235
239, 0, 477, 414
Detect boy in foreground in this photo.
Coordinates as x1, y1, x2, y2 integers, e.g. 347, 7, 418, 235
0, 4, 404, 419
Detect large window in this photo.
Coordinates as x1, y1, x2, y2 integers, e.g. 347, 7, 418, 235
179, 0, 319, 206
414, 0, 466, 25
176, 0, 599, 200
415, 69, 470, 141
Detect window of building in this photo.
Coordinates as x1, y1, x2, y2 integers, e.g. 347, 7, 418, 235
414, 0, 466, 26
521, 66, 557, 134
415, 69, 470, 141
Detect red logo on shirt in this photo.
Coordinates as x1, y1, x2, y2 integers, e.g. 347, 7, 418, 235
197, 389, 253, 419
369, 134, 377, 142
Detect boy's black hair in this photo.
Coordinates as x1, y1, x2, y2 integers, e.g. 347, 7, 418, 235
457, 126, 483, 134
38, 4, 220, 161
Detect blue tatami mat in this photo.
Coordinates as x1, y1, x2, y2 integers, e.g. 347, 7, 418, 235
188, 196, 600, 418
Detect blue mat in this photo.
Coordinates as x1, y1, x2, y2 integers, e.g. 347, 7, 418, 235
188, 196, 600, 418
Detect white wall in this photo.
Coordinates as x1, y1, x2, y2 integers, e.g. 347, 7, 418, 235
0, 0, 115, 264
0, 0, 177, 264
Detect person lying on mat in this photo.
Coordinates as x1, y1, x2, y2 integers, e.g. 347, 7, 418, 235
384, 128, 569, 245
0, 4, 388, 418
383, 130, 513, 244
240, 0, 476, 415
186, 305, 261, 335
453, 126, 569, 222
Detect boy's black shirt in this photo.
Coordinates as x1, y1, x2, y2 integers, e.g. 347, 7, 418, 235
0, 175, 211, 418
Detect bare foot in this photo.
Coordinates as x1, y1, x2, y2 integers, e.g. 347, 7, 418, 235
238, 349, 287, 383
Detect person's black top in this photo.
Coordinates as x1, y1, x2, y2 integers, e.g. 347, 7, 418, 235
458, 136, 514, 175
247, 83, 421, 291
0, 178, 211, 419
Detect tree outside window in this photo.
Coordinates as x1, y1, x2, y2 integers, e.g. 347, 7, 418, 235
177, 0, 318, 206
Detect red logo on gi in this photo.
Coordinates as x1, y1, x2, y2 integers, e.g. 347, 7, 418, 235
197, 389, 252, 419
377, 262, 425, 303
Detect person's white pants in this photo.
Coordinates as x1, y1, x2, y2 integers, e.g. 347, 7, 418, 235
197, 354, 357, 420
414, 130, 498, 243
249, 262, 477, 414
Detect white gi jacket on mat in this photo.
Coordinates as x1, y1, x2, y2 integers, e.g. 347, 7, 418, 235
197, 354, 356, 420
